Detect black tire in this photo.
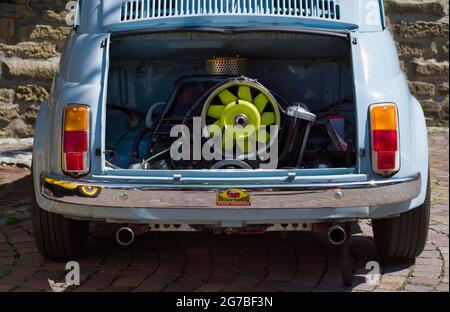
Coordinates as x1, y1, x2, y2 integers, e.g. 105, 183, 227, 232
31, 167, 89, 261
373, 175, 430, 261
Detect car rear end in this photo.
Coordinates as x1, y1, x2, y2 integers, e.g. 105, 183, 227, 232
32, 0, 428, 260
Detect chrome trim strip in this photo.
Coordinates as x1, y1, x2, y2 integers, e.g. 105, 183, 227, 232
41, 172, 421, 209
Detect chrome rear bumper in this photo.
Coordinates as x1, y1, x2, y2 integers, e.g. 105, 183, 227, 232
41, 172, 421, 209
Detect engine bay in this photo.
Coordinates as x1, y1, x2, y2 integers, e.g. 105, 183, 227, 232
105, 32, 357, 170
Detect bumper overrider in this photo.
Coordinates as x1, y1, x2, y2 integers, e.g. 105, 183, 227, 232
40, 172, 421, 209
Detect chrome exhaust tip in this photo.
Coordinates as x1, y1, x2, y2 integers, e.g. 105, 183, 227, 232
327, 224, 347, 245
116, 227, 135, 246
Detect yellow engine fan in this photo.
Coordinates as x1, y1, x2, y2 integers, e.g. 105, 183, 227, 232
201, 80, 281, 159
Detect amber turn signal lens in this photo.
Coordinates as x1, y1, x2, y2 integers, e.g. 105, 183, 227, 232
64, 105, 88, 131
370, 104, 397, 131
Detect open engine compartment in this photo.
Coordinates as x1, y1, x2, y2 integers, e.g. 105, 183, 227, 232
105, 31, 356, 170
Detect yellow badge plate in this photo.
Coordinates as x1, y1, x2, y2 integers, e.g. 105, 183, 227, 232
216, 189, 251, 206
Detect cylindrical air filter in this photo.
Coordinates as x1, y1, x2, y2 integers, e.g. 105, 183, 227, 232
205, 57, 247, 76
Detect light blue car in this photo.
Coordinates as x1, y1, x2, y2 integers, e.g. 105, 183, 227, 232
32, 0, 429, 268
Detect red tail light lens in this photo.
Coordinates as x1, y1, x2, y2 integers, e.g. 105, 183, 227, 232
372, 130, 398, 152
63, 105, 90, 175
377, 152, 396, 170
64, 152, 85, 171
64, 131, 88, 153
370, 103, 400, 176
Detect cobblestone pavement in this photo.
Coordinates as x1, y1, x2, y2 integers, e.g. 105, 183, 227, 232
0, 132, 448, 292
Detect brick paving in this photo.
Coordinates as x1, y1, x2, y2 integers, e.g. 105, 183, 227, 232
0, 132, 448, 292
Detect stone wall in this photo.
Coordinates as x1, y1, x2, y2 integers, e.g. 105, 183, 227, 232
385, 0, 449, 126
0, 0, 449, 138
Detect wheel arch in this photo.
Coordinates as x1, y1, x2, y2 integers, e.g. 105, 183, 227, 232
32, 101, 53, 211
409, 95, 429, 209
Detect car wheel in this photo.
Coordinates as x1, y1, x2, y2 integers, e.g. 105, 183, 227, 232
372, 174, 430, 261
31, 166, 89, 260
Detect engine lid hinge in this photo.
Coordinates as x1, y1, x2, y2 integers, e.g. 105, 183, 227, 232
101, 38, 109, 48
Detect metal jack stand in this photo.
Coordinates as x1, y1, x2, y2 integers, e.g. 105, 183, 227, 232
340, 223, 353, 287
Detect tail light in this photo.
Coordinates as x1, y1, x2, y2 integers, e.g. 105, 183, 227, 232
369, 103, 400, 176
63, 104, 90, 175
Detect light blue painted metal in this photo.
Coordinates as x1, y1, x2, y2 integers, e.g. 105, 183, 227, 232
99, 0, 383, 32
75, 0, 384, 34
32, 0, 430, 224
350, 29, 428, 186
